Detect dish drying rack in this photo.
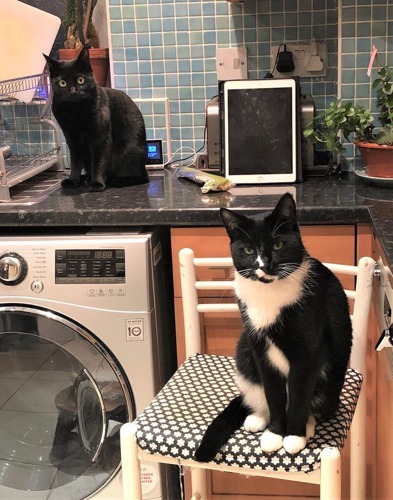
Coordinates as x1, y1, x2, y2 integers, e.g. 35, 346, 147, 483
0, 73, 64, 203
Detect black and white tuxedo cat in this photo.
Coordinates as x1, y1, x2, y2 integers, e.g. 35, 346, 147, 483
195, 193, 352, 460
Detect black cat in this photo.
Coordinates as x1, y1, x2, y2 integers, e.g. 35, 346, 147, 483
195, 193, 352, 461
44, 47, 149, 191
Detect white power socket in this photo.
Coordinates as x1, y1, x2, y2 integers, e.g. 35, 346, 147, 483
216, 46, 248, 80
271, 43, 327, 78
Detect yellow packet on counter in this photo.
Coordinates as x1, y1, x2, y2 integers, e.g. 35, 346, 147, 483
173, 166, 235, 193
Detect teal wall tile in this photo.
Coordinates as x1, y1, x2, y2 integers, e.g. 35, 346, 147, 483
109, 0, 339, 161
341, 0, 393, 161
107, 0, 392, 165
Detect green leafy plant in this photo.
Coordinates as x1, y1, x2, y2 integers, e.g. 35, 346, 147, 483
304, 66, 393, 153
59, 0, 77, 30
373, 66, 393, 144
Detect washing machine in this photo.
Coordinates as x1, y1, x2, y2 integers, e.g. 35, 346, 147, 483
0, 227, 180, 499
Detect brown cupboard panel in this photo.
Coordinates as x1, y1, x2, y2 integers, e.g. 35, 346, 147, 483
376, 349, 393, 500
372, 234, 393, 500
211, 472, 318, 497
175, 298, 241, 364
171, 227, 233, 298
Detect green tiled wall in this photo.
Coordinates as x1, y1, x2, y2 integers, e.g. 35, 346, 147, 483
341, 0, 393, 164
3, 1, 392, 166
0, 104, 57, 158
109, 0, 339, 161
109, 0, 393, 164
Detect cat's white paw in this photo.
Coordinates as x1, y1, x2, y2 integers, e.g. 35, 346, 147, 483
260, 430, 283, 452
283, 435, 307, 454
306, 415, 316, 440
244, 414, 268, 433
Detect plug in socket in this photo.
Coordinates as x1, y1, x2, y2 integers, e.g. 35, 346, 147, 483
271, 43, 327, 78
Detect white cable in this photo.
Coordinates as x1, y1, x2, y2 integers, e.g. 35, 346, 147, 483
298, 50, 313, 77
299, 38, 319, 77
166, 146, 198, 168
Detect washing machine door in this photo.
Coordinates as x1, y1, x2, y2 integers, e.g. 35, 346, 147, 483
0, 306, 135, 499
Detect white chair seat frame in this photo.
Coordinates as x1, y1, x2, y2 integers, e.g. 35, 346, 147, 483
121, 249, 375, 500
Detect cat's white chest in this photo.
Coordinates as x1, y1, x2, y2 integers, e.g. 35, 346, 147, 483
234, 262, 309, 331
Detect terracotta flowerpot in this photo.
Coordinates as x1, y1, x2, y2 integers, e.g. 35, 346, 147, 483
58, 48, 110, 87
356, 141, 393, 178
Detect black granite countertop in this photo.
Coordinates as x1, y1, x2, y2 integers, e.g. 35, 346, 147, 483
1, 169, 392, 267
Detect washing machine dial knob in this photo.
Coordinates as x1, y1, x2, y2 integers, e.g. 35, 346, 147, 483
0, 253, 27, 285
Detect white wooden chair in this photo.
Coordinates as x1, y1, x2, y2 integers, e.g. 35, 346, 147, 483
120, 248, 375, 500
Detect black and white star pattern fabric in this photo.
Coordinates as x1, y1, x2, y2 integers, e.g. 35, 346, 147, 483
135, 354, 362, 473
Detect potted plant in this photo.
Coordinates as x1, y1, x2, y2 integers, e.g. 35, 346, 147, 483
304, 66, 393, 178
58, 0, 109, 87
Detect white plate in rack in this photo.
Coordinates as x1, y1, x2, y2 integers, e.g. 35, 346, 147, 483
354, 169, 393, 186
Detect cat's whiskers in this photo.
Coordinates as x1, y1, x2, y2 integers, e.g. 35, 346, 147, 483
301, 263, 320, 292
278, 261, 318, 297
277, 262, 299, 278
276, 263, 300, 280
271, 262, 312, 298
218, 270, 238, 301
278, 270, 302, 286
237, 267, 256, 280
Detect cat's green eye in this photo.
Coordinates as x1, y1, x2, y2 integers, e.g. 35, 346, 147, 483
243, 246, 255, 255
77, 76, 85, 84
59, 80, 67, 87
273, 241, 284, 251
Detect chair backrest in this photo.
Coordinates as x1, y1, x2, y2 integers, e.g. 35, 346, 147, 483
179, 248, 374, 375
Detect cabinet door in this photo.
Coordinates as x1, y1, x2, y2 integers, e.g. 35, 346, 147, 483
376, 349, 393, 499
372, 234, 393, 500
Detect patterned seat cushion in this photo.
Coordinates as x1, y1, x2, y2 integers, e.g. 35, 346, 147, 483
135, 354, 362, 473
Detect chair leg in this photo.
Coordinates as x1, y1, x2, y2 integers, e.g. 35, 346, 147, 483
120, 422, 143, 500
350, 390, 366, 500
320, 447, 341, 500
191, 467, 208, 500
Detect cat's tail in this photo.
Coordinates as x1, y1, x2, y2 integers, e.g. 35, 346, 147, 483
194, 395, 250, 462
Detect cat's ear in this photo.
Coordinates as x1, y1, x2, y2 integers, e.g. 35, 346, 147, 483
77, 46, 92, 70
43, 54, 60, 76
220, 208, 249, 240
272, 193, 297, 224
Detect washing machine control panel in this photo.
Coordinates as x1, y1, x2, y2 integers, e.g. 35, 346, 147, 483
0, 234, 152, 310
55, 249, 126, 284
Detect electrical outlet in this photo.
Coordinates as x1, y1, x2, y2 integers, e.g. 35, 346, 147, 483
271, 43, 327, 78
216, 46, 248, 81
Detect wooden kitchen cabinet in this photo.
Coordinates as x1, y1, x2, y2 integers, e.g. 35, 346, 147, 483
171, 224, 356, 499
375, 346, 393, 499
371, 234, 393, 500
